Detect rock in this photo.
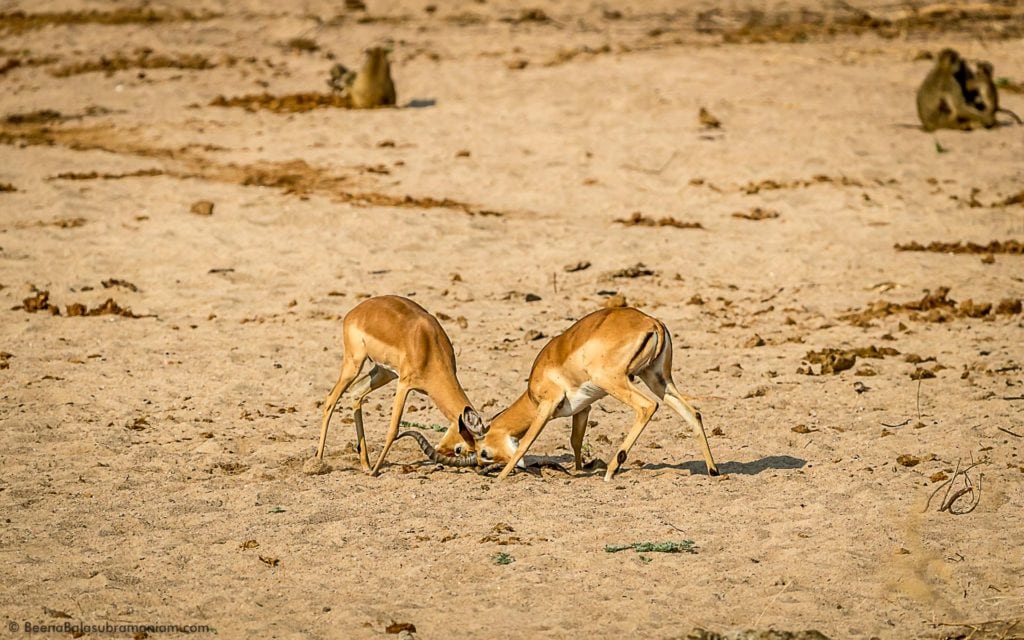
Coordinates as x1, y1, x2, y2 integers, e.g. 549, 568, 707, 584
603, 294, 627, 308
744, 334, 766, 348
190, 200, 214, 216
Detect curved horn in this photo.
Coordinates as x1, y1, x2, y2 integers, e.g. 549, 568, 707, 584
396, 431, 478, 467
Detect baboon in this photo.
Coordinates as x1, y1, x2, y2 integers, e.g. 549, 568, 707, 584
916, 49, 992, 131
326, 47, 396, 109
326, 63, 356, 93
968, 60, 1023, 126
350, 47, 396, 109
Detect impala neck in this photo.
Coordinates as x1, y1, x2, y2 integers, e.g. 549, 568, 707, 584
488, 391, 538, 439
424, 368, 475, 421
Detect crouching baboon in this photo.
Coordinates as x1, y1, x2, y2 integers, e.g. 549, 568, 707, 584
916, 49, 993, 131
968, 61, 1023, 126
326, 47, 396, 109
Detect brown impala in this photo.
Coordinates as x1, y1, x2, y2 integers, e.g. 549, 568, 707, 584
403, 307, 720, 482
314, 295, 481, 475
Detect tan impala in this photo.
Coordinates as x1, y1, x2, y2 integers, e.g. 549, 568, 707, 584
314, 295, 480, 475
404, 307, 720, 481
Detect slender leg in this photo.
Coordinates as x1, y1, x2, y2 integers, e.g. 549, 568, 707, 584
663, 382, 719, 476
349, 374, 373, 471
570, 407, 591, 471
370, 383, 411, 476
316, 356, 365, 460
597, 377, 658, 482
349, 366, 397, 472
496, 400, 555, 481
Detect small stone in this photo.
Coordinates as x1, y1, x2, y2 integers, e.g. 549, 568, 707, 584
743, 385, 769, 398
698, 107, 721, 129
896, 454, 920, 467
190, 200, 214, 216
603, 294, 627, 308
744, 334, 766, 348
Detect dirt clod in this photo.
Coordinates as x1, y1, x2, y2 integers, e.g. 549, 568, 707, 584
896, 454, 920, 467
615, 212, 704, 229
210, 92, 351, 113
190, 200, 214, 216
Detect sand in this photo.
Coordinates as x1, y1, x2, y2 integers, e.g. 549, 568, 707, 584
1, 1, 1022, 638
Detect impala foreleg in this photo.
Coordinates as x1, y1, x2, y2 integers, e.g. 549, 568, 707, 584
496, 400, 556, 481
370, 383, 411, 476
570, 407, 591, 471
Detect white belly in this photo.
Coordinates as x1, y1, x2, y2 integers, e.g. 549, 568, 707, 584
553, 382, 606, 418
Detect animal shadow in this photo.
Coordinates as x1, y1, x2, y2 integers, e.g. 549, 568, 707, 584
642, 455, 807, 476
404, 98, 437, 109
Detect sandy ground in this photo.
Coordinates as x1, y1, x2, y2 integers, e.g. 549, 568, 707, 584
1, 1, 1023, 638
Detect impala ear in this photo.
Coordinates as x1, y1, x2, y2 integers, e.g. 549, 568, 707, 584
459, 406, 487, 438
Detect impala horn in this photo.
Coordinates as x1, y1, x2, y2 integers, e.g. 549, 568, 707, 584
396, 431, 478, 467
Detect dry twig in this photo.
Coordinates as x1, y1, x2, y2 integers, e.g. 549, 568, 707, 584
924, 458, 986, 515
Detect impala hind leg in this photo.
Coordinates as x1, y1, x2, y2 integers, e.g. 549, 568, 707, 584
570, 407, 591, 471
369, 383, 411, 476
662, 381, 719, 476
349, 365, 398, 472
598, 378, 658, 481
316, 355, 366, 460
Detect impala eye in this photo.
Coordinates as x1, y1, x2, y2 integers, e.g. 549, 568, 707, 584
454, 444, 465, 456
479, 448, 493, 462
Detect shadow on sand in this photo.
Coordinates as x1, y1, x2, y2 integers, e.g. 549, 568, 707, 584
641, 455, 807, 476
511, 454, 807, 479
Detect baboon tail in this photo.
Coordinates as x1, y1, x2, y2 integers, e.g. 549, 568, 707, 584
998, 108, 1023, 125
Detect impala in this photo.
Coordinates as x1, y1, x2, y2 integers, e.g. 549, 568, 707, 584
404, 307, 720, 481
313, 295, 481, 475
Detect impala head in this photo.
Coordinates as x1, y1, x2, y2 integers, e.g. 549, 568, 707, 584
434, 406, 480, 457
459, 408, 524, 469
474, 432, 519, 468
398, 407, 482, 467
403, 406, 526, 470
